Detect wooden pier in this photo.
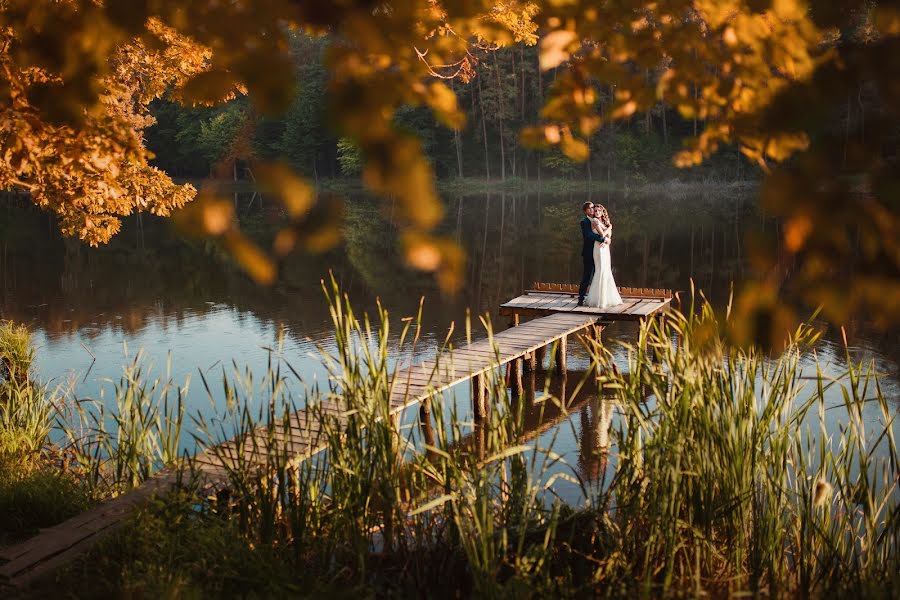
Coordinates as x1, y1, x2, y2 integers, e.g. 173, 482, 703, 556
0, 283, 671, 591
500, 283, 674, 322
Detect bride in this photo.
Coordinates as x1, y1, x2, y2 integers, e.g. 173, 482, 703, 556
584, 204, 623, 308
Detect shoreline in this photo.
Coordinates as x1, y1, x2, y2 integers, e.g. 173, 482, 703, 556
175, 176, 760, 197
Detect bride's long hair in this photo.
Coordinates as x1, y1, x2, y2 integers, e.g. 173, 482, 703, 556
595, 204, 612, 229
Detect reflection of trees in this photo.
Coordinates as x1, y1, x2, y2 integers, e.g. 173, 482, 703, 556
443, 190, 756, 315
0, 203, 341, 340
0, 190, 775, 346
342, 200, 423, 294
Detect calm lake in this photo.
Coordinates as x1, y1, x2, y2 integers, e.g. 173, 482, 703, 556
1, 188, 897, 504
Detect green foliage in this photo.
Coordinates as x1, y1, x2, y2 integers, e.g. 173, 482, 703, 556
272, 34, 332, 178
541, 148, 579, 177
582, 294, 899, 595
0, 375, 54, 472
61, 493, 304, 599
195, 103, 249, 166
71, 287, 895, 597
0, 320, 33, 383
336, 138, 363, 177
0, 469, 90, 545
0, 321, 53, 472
59, 351, 187, 498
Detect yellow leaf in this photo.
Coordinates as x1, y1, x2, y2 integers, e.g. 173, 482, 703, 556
256, 163, 314, 218
223, 230, 276, 285
784, 214, 812, 252
609, 100, 637, 119
559, 133, 589, 162
873, 7, 900, 34
173, 191, 234, 237
403, 232, 442, 272
539, 30, 577, 71
426, 82, 465, 129
179, 69, 239, 106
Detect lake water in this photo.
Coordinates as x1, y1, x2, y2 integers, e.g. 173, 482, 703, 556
1, 189, 897, 504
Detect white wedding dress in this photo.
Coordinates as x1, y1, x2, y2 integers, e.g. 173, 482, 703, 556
584, 224, 622, 308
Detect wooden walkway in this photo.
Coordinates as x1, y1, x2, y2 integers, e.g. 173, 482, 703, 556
0, 283, 671, 591
500, 282, 673, 322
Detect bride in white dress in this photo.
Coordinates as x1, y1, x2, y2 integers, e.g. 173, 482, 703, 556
584, 204, 623, 308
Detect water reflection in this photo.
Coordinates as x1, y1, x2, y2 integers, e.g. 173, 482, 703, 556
1, 189, 897, 503
579, 396, 615, 483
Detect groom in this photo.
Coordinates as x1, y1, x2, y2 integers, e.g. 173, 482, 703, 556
578, 201, 606, 306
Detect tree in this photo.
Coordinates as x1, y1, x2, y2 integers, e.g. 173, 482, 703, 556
336, 138, 362, 177
0, 16, 206, 245
0, 0, 897, 333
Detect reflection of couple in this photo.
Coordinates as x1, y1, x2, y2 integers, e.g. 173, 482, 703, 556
578, 202, 623, 308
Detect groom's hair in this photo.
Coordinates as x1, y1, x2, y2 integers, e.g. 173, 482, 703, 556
581, 201, 593, 213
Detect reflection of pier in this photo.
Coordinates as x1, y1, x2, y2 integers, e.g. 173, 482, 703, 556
0, 283, 670, 589
418, 367, 619, 486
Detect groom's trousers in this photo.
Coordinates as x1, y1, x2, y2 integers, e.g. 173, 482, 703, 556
578, 254, 594, 302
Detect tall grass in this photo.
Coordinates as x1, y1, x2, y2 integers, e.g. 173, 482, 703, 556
7, 288, 898, 597
581, 292, 899, 596
0, 321, 54, 473
126, 284, 896, 597
0, 322, 89, 542
1, 318, 187, 517
188, 279, 577, 596
59, 349, 188, 498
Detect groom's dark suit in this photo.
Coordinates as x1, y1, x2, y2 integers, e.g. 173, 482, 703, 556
579, 216, 606, 304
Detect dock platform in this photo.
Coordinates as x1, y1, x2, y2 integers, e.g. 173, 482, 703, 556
500, 282, 674, 321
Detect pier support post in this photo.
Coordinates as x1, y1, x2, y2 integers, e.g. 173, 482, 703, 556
591, 325, 604, 386
523, 350, 536, 373
524, 368, 536, 407
509, 358, 523, 398
535, 346, 545, 371
472, 374, 488, 422
555, 336, 567, 376
508, 313, 520, 328
646, 315, 665, 364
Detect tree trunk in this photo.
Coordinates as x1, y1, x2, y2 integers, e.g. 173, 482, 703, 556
492, 51, 506, 181
476, 73, 491, 179
520, 43, 526, 120
843, 93, 851, 169
510, 48, 519, 178
693, 82, 698, 137
644, 70, 652, 135
858, 82, 865, 144
454, 128, 464, 178
661, 106, 668, 145
536, 52, 543, 185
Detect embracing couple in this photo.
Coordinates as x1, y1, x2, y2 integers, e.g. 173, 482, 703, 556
578, 201, 623, 308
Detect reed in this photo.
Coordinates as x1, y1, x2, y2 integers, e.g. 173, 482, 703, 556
185, 279, 580, 595
0, 321, 54, 473
580, 291, 899, 596
58, 349, 187, 498
22, 287, 899, 597
0, 320, 33, 383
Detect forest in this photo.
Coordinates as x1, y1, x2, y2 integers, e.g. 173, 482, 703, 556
145, 31, 763, 184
